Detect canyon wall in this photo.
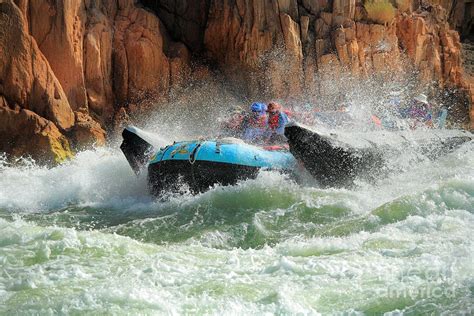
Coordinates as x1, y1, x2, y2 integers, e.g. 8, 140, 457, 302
430, 0, 473, 40
0, 0, 472, 164
0, 0, 191, 163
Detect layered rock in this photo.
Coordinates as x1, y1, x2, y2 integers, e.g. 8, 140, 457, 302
0, 98, 73, 164
200, 0, 464, 101
28, 0, 88, 111
0, 0, 75, 162
199, 0, 472, 126
396, 8, 464, 86
431, 0, 473, 40
83, 0, 117, 120
0, 0, 192, 163
203, 0, 304, 98
113, 2, 172, 104
0, 1, 74, 130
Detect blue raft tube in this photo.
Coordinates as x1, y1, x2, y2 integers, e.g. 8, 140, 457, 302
120, 126, 296, 196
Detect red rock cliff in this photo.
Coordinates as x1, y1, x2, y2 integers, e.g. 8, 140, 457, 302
0, 0, 472, 163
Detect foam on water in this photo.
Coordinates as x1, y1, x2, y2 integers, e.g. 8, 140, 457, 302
0, 204, 472, 314
0, 125, 473, 313
0, 148, 152, 212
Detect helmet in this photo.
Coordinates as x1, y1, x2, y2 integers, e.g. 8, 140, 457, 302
267, 102, 282, 113
250, 102, 266, 113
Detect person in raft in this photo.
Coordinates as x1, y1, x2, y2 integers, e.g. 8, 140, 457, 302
221, 106, 247, 138
408, 93, 433, 128
242, 102, 268, 143
266, 101, 289, 144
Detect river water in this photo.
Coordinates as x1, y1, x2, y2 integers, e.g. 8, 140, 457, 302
1, 78, 474, 314
0, 135, 473, 314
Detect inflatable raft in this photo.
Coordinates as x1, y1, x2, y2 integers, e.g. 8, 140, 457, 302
284, 122, 473, 187
121, 127, 296, 196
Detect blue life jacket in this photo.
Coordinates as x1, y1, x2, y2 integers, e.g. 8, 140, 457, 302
275, 111, 289, 135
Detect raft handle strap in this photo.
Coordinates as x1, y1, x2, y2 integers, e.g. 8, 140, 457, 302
189, 142, 203, 165
159, 145, 172, 162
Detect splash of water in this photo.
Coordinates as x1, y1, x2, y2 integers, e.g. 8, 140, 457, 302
0, 148, 473, 313
0, 76, 473, 314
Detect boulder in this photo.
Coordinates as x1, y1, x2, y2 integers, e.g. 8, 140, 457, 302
0, 99, 73, 164
71, 111, 107, 149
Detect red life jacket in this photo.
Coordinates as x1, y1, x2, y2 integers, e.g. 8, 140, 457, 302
249, 114, 267, 128
226, 114, 244, 130
268, 113, 279, 130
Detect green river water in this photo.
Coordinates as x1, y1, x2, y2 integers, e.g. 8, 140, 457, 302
0, 136, 473, 314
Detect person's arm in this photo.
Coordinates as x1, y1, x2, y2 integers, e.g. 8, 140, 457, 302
276, 113, 289, 135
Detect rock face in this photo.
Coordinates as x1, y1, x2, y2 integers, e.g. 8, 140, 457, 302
463, 43, 474, 77
0, 0, 191, 163
462, 42, 474, 129
163, 0, 472, 126
0, 0, 472, 163
433, 0, 473, 40
113, 2, 172, 104
28, 0, 88, 111
203, 0, 304, 97
396, 10, 463, 86
140, 0, 211, 52
0, 98, 73, 164
0, 0, 75, 163
201, 0, 469, 106
83, 1, 116, 120
0, 1, 74, 130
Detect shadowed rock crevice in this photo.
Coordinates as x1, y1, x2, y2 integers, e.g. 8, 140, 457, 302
139, 0, 211, 53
